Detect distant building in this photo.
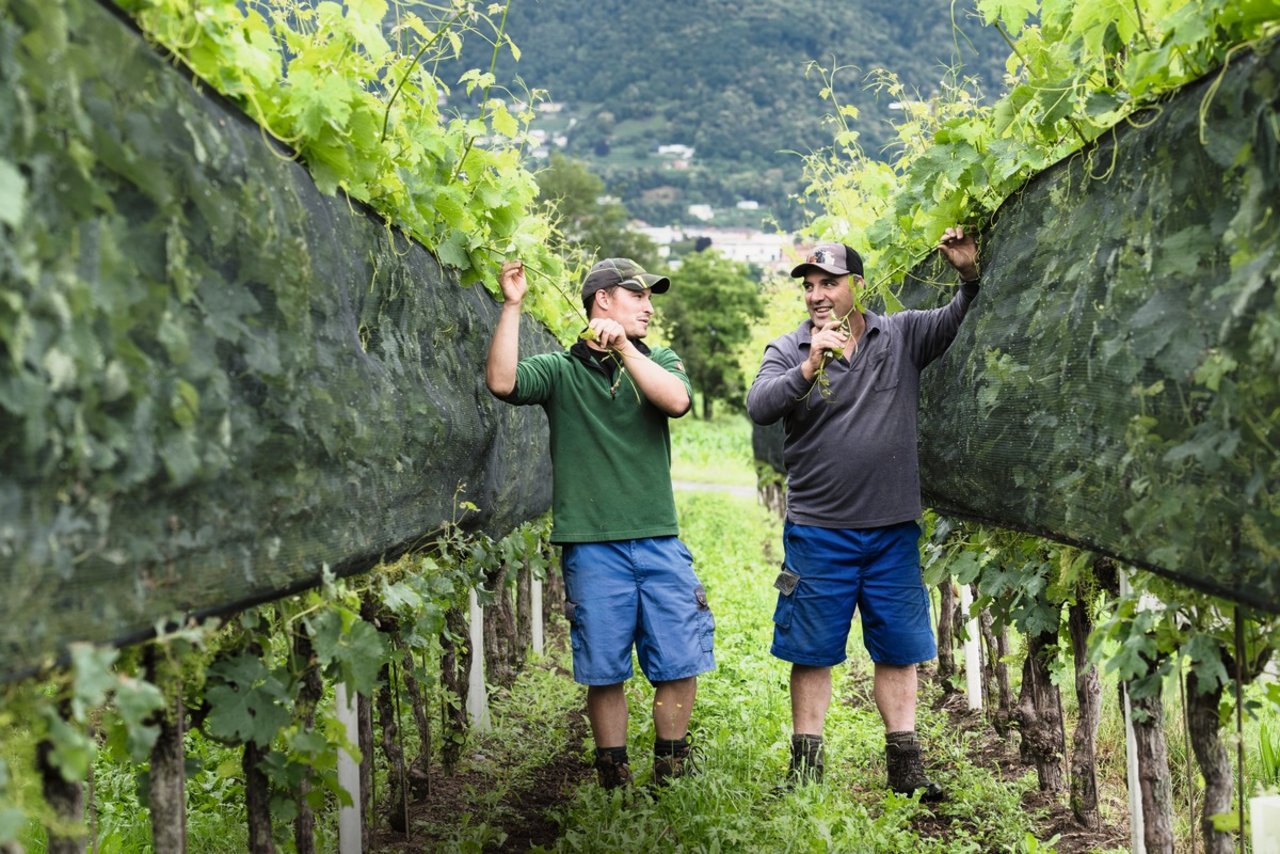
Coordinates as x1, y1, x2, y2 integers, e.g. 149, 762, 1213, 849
537, 101, 566, 113
687, 204, 714, 222
698, 227, 791, 267
736, 200, 760, 210
657, 144, 696, 160
629, 223, 796, 273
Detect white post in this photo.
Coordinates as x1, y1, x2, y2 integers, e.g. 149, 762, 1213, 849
467, 588, 491, 731
1253, 795, 1280, 854
335, 682, 362, 854
531, 576, 544, 656
1120, 570, 1146, 854
960, 583, 983, 710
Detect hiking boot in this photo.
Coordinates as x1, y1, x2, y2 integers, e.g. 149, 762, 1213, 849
594, 748, 634, 790
788, 733, 825, 786
885, 731, 945, 802
652, 736, 700, 786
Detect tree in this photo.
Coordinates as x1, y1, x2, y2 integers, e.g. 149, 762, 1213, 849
536, 154, 657, 267
658, 248, 763, 419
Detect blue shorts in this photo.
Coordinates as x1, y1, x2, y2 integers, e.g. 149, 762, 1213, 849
560, 537, 716, 685
771, 520, 936, 667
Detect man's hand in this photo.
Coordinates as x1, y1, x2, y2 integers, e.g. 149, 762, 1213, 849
803, 319, 851, 379
937, 226, 979, 282
499, 260, 527, 306
585, 317, 632, 353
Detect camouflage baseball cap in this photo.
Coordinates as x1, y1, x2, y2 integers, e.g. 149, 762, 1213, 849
580, 258, 671, 302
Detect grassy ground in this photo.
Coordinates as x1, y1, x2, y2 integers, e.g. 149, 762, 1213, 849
669, 412, 756, 487
536, 490, 1060, 853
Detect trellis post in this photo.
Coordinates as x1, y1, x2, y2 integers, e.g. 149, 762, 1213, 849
960, 584, 982, 710
1253, 795, 1280, 854
335, 683, 362, 854
531, 576, 544, 656
1119, 570, 1146, 854
467, 588, 492, 731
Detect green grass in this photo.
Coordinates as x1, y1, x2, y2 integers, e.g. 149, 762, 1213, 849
529, 492, 1050, 853
669, 413, 756, 486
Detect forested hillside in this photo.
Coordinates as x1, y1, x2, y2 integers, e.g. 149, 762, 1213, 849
444, 0, 1010, 229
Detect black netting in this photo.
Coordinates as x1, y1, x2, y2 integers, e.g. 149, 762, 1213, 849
755, 42, 1280, 612
0, 0, 555, 681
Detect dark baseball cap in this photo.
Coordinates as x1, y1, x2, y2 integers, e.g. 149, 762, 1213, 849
790, 242, 864, 278
580, 258, 671, 302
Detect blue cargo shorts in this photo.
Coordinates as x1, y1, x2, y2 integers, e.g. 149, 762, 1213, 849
560, 536, 716, 685
771, 520, 936, 667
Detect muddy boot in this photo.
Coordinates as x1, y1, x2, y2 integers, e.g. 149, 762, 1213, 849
788, 733, 825, 785
652, 736, 699, 786
594, 747, 633, 790
885, 731, 945, 802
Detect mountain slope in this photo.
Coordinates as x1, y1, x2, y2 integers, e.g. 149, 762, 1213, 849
447, 0, 1010, 229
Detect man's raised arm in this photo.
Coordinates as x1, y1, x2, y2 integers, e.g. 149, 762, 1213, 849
485, 260, 527, 398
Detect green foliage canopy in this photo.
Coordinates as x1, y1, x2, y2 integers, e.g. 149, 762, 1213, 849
658, 250, 764, 419
0, 0, 557, 679
443, 0, 1011, 228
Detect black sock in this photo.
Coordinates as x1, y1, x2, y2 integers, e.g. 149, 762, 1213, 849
596, 745, 629, 765
654, 736, 689, 757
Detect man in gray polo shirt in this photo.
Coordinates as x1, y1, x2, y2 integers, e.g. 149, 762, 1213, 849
746, 227, 979, 800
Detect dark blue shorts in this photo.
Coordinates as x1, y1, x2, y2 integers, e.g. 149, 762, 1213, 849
560, 537, 716, 685
771, 520, 936, 667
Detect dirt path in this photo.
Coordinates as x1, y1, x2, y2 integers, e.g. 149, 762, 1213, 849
370, 632, 594, 853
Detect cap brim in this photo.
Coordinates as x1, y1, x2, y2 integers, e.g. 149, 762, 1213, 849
790, 262, 849, 278
619, 273, 671, 294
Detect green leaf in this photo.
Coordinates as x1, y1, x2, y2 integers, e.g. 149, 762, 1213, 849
489, 104, 519, 139
206, 654, 292, 747
284, 70, 354, 139
308, 610, 388, 695
0, 158, 27, 228
114, 676, 166, 760
976, 0, 1038, 31
43, 713, 95, 781
170, 379, 200, 430
70, 643, 120, 721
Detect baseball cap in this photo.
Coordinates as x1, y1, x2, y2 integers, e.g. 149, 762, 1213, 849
580, 258, 671, 302
790, 242, 864, 278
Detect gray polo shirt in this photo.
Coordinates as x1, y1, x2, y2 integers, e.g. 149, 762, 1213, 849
746, 282, 979, 529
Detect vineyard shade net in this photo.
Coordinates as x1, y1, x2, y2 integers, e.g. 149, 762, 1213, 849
0, 0, 557, 681
755, 42, 1280, 613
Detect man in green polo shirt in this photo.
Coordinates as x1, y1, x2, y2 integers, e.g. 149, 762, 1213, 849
486, 257, 716, 789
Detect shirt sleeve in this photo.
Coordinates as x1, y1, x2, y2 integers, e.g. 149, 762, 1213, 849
505, 353, 563, 405
901, 280, 980, 369
650, 347, 694, 399
746, 338, 812, 425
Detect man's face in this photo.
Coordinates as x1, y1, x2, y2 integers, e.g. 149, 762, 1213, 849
595, 286, 655, 338
801, 270, 857, 327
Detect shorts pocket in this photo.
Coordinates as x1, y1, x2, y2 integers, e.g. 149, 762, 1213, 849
693, 585, 714, 652
772, 591, 795, 631
564, 599, 583, 651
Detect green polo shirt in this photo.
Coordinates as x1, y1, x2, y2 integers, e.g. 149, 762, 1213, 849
506, 341, 692, 544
